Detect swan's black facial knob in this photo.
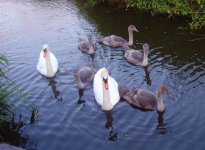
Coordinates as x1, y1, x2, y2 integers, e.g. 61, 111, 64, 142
103, 77, 109, 90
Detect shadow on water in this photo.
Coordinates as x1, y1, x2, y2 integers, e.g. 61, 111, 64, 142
89, 54, 95, 64
47, 77, 63, 102
156, 111, 172, 134
129, 103, 172, 134
29, 106, 39, 124
77, 89, 86, 106
0, 113, 29, 148
143, 66, 152, 85
104, 111, 118, 141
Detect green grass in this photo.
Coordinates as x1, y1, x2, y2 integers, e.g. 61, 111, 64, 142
0, 54, 29, 145
86, 0, 205, 30
0, 54, 13, 115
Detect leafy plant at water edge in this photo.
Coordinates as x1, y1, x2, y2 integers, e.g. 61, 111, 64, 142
86, 0, 205, 30
0, 54, 29, 146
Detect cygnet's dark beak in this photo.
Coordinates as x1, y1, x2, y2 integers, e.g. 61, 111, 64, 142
134, 28, 139, 32
103, 77, 109, 90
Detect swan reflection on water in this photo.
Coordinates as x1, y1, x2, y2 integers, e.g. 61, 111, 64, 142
77, 89, 86, 106
48, 77, 63, 101
143, 66, 152, 85
104, 111, 118, 141
156, 111, 172, 134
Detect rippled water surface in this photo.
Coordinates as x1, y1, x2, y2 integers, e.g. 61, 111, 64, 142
1, 0, 205, 149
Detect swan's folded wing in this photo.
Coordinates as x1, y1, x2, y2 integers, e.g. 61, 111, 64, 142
108, 76, 120, 106
50, 52, 58, 73
109, 35, 127, 47
135, 90, 157, 110
78, 40, 89, 52
131, 51, 143, 62
93, 68, 104, 105
110, 35, 127, 43
37, 52, 47, 76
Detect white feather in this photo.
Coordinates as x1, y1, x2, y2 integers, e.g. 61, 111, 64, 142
37, 47, 58, 77
93, 67, 120, 108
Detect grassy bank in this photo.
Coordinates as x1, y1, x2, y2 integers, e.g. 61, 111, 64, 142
87, 0, 205, 30
0, 54, 31, 146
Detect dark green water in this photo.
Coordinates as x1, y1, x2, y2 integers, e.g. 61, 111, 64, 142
0, 0, 205, 149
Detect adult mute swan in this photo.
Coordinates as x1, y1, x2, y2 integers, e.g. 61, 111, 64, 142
124, 43, 149, 67
93, 68, 120, 111
78, 37, 95, 55
98, 25, 138, 48
37, 44, 58, 77
119, 85, 170, 112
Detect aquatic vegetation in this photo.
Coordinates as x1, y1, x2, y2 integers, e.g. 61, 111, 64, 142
0, 54, 13, 115
0, 54, 32, 146
86, 0, 205, 30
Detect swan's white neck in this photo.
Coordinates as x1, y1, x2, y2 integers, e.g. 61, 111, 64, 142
45, 52, 54, 77
142, 49, 148, 66
102, 78, 113, 111
156, 90, 165, 112
128, 30, 133, 46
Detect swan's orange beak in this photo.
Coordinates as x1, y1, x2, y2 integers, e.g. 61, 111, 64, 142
103, 78, 109, 90
43, 50, 48, 58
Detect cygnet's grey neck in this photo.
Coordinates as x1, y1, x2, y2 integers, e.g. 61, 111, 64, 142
88, 41, 94, 54
156, 89, 165, 112
128, 30, 133, 46
142, 49, 149, 66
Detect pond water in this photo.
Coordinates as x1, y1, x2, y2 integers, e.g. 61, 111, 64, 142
1, 0, 205, 149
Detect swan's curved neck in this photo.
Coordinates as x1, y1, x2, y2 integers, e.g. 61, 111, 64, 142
156, 90, 165, 112
128, 30, 133, 46
142, 50, 148, 66
88, 42, 94, 55
46, 52, 54, 77
102, 78, 113, 111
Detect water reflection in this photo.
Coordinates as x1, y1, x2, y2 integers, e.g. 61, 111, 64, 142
48, 77, 63, 101
0, 113, 28, 147
77, 89, 86, 105
89, 54, 95, 64
128, 104, 171, 134
29, 107, 38, 124
156, 112, 172, 134
104, 111, 118, 141
143, 66, 152, 85
157, 112, 165, 128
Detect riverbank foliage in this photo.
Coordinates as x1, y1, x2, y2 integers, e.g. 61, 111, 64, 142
0, 54, 28, 146
87, 0, 205, 30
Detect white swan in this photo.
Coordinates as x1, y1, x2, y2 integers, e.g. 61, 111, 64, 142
93, 68, 120, 111
37, 44, 58, 77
